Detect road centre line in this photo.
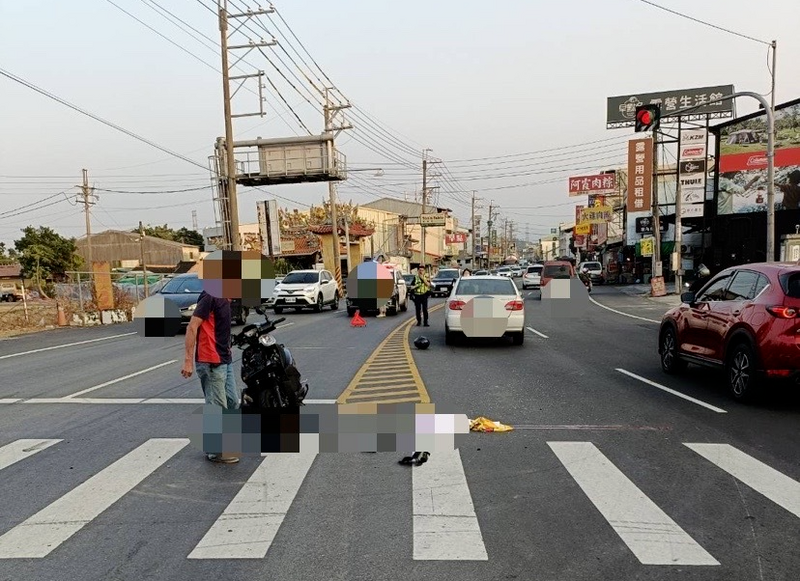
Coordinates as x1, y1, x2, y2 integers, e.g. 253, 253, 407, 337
526, 326, 549, 339
413, 448, 488, 561
548, 441, 719, 565
0, 332, 138, 360
188, 451, 317, 559
0, 439, 62, 472
616, 368, 727, 414
685, 443, 800, 519
63, 360, 177, 399
588, 296, 661, 324
0, 438, 188, 559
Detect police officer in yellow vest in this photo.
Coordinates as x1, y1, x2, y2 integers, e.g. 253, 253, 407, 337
412, 266, 431, 327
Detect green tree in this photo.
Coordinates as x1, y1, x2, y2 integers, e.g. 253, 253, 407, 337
13, 226, 83, 299
134, 224, 204, 249
0, 241, 18, 265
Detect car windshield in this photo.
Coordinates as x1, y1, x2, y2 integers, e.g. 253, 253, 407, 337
527, 266, 542, 273
456, 279, 517, 296
160, 276, 203, 293
435, 270, 460, 279
543, 265, 571, 278
780, 271, 800, 298
282, 272, 319, 284
583, 262, 601, 269
497, 267, 510, 272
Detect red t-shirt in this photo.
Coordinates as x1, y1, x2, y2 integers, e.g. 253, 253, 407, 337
193, 291, 232, 364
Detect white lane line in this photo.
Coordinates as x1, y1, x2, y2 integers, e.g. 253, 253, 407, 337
548, 442, 719, 566
188, 451, 317, 559
0, 438, 188, 558
0, 332, 138, 360
526, 326, 549, 339
63, 360, 177, 399
275, 323, 294, 329
616, 368, 727, 414
685, 443, 800, 519
0, 439, 62, 472
413, 448, 488, 561
0, 399, 21, 404
5, 398, 338, 405
589, 296, 661, 324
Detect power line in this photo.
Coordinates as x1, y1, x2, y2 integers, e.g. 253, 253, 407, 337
93, 185, 214, 194
635, 0, 770, 45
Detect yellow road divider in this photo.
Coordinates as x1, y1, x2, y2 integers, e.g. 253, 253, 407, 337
336, 303, 444, 404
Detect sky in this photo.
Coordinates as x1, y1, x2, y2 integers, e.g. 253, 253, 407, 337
1, 0, 797, 249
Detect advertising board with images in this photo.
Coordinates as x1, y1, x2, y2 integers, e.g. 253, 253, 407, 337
714, 98, 800, 215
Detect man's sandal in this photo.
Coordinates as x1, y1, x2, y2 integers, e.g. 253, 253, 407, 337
207, 454, 239, 464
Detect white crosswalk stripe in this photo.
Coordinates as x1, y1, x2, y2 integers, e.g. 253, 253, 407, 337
0, 438, 188, 559
548, 441, 719, 566
685, 443, 800, 519
0, 437, 797, 564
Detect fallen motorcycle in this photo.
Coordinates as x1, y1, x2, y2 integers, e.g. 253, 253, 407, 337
232, 310, 308, 410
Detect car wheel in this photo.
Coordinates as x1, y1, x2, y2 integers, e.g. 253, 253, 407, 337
237, 307, 249, 325
387, 299, 398, 316
659, 326, 687, 374
347, 306, 357, 317
313, 294, 323, 313
512, 332, 524, 346
400, 296, 408, 312
445, 326, 455, 346
726, 341, 760, 402
274, 307, 283, 314
331, 291, 339, 310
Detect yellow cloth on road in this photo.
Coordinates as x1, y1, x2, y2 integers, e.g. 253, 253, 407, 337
469, 417, 513, 432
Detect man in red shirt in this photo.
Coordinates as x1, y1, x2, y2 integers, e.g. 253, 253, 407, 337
181, 290, 240, 463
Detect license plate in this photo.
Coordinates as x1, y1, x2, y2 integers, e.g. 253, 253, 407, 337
285, 297, 296, 303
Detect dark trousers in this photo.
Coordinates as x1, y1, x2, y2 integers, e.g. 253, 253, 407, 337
414, 293, 429, 324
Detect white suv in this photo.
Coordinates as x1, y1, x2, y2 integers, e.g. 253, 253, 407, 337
270, 269, 339, 313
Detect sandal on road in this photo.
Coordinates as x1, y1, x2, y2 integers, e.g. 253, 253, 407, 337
206, 454, 239, 464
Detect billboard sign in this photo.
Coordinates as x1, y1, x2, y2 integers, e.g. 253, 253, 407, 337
607, 85, 735, 127
580, 205, 613, 224
445, 233, 468, 244
627, 138, 653, 213
715, 98, 800, 215
678, 129, 707, 218
257, 199, 282, 256
420, 213, 446, 227
568, 173, 616, 197
635, 217, 667, 234
574, 222, 590, 235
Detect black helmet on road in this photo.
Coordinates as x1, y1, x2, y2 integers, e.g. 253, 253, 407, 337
414, 336, 430, 350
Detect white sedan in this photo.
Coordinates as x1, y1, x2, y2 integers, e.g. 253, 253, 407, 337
444, 275, 525, 346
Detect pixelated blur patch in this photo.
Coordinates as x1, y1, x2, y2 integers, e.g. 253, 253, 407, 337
132, 295, 182, 337
541, 278, 589, 318
345, 262, 394, 310
198, 249, 276, 307
461, 296, 509, 338
187, 402, 470, 455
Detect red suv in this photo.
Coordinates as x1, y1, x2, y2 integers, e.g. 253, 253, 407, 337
659, 262, 800, 401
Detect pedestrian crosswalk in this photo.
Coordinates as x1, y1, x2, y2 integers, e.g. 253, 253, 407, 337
0, 437, 798, 565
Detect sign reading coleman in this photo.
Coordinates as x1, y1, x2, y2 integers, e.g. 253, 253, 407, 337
607, 85, 735, 127
568, 173, 616, 197
678, 128, 708, 218
627, 138, 653, 213
420, 213, 446, 227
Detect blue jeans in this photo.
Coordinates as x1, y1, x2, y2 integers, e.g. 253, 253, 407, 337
196, 362, 239, 409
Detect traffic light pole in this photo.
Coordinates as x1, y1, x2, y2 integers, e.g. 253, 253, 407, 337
651, 130, 661, 282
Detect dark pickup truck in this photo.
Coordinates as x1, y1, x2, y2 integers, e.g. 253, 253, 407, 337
430, 268, 461, 297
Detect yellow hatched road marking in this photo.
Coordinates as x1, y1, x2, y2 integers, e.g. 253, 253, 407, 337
336, 304, 443, 404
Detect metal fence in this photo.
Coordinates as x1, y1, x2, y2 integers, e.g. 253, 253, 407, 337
56, 272, 172, 312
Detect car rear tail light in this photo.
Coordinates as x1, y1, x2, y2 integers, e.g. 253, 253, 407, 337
767, 306, 798, 319
505, 300, 524, 311
449, 300, 465, 310
765, 369, 792, 377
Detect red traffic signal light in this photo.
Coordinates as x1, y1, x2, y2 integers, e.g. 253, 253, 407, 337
635, 104, 661, 132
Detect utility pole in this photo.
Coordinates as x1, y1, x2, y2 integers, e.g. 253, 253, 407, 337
487, 201, 494, 268
218, 0, 241, 251
80, 169, 96, 278
192, 210, 198, 232
138, 221, 149, 297
651, 130, 662, 282
768, 40, 777, 262
323, 87, 352, 290
421, 152, 428, 270
471, 191, 477, 268
509, 222, 515, 256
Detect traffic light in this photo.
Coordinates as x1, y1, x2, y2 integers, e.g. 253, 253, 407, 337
635, 104, 661, 132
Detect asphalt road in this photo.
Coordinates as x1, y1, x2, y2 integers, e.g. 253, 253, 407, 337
0, 285, 798, 581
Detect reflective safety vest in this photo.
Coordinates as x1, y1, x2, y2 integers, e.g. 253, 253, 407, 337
413, 275, 430, 295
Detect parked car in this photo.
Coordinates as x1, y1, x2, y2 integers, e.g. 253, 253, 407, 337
346, 265, 408, 316
444, 275, 525, 346
658, 262, 800, 401
495, 266, 513, 278
270, 269, 339, 314
522, 264, 543, 289
430, 268, 461, 297
577, 261, 605, 284
157, 273, 251, 326
0, 282, 25, 302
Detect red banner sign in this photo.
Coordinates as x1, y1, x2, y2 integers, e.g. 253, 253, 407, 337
627, 138, 653, 213
569, 173, 617, 197
445, 233, 468, 244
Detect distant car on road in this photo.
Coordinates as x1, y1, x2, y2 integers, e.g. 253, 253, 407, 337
522, 264, 543, 289
659, 262, 800, 402
510, 265, 523, 277
473, 270, 489, 276
157, 273, 251, 326
578, 261, 605, 284
495, 266, 513, 278
430, 268, 461, 297
445, 275, 525, 346
271, 269, 339, 314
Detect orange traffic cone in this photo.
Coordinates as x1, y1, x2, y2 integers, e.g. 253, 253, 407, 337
350, 310, 366, 327
56, 302, 67, 327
